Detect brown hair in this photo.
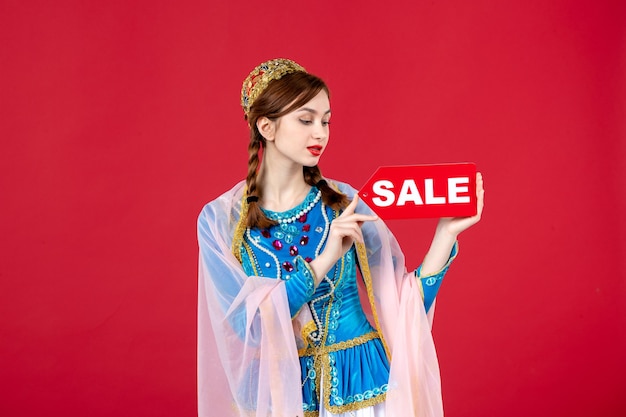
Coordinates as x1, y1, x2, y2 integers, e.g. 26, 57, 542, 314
244, 71, 349, 229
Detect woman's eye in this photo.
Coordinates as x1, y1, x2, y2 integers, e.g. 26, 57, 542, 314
299, 119, 313, 125
322, 120, 331, 126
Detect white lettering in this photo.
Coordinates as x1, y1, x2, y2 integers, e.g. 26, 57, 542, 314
448, 177, 470, 203
396, 179, 424, 206
372, 180, 395, 207
425, 179, 446, 204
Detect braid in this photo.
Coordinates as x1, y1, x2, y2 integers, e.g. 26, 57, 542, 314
245, 133, 277, 229
245, 138, 261, 197
303, 166, 350, 210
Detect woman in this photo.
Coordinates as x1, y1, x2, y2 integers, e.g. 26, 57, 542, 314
198, 58, 484, 417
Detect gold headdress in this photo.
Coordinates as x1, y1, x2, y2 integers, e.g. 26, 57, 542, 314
240, 58, 306, 117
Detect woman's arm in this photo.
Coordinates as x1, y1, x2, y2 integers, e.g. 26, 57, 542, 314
420, 172, 484, 275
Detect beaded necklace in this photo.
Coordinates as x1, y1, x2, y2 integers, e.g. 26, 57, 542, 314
263, 188, 322, 224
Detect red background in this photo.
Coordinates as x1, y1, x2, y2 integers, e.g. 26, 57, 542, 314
1, 1, 625, 416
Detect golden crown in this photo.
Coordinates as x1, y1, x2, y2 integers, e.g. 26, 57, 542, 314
240, 58, 306, 117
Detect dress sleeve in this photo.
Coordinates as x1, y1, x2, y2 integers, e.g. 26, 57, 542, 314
284, 256, 316, 317
416, 241, 459, 313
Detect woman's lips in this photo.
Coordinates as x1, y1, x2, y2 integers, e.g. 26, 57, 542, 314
308, 146, 323, 156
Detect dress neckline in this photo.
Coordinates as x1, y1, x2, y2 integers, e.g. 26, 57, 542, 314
262, 186, 321, 224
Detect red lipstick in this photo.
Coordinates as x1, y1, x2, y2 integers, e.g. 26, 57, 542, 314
308, 146, 323, 156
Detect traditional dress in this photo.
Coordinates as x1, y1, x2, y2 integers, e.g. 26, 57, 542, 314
198, 180, 457, 417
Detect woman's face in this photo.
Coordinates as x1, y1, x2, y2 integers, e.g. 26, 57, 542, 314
264, 90, 331, 169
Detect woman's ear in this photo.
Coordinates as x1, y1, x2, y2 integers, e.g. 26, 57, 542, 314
256, 117, 276, 141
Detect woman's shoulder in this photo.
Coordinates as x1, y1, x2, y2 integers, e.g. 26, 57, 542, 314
202, 181, 245, 207
198, 180, 245, 222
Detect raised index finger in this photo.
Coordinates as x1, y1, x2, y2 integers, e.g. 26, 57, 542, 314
343, 194, 360, 215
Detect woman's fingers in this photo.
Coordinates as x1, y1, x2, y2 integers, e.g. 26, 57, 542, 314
331, 221, 365, 243
475, 172, 485, 218
340, 213, 378, 223
321, 194, 379, 261
341, 196, 377, 219
342, 194, 360, 215
437, 172, 486, 236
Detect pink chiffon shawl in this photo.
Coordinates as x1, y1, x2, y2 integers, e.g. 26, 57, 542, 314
197, 180, 443, 417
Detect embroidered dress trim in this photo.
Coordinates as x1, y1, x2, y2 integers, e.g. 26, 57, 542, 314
300, 332, 388, 416
298, 330, 379, 356
355, 242, 391, 360
232, 191, 249, 263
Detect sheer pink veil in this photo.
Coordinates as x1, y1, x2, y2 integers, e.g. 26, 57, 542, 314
197, 180, 444, 417
198, 181, 304, 416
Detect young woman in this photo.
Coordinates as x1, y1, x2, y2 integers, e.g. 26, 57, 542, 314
198, 58, 484, 417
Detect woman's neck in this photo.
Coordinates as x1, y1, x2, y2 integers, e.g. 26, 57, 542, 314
257, 164, 310, 212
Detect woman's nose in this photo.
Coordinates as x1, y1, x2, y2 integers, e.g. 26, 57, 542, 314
313, 122, 328, 140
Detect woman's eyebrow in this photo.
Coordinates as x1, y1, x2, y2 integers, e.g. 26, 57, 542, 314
297, 107, 332, 115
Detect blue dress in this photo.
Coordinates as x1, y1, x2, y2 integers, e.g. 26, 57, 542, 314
238, 186, 456, 415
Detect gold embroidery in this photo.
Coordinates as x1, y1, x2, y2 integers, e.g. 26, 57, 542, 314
355, 242, 391, 360
297, 331, 379, 357
299, 332, 388, 414
316, 260, 337, 407
301, 320, 316, 348
231, 190, 249, 263
314, 345, 324, 409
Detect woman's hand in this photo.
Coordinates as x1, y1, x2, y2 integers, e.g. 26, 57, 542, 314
437, 172, 485, 238
309, 196, 378, 284
420, 172, 484, 275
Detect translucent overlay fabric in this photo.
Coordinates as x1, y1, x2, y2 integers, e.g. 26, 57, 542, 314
198, 180, 445, 417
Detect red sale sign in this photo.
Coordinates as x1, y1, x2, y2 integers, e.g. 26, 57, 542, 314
358, 163, 477, 219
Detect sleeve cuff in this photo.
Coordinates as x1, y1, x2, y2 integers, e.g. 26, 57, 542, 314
416, 240, 459, 280
416, 241, 459, 313
283, 256, 316, 317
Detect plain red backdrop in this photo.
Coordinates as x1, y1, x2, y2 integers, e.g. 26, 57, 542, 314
1, 1, 625, 416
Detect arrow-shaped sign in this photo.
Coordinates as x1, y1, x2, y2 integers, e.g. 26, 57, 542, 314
358, 163, 477, 219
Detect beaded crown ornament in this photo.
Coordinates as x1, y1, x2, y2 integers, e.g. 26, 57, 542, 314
240, 58, 306, 118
